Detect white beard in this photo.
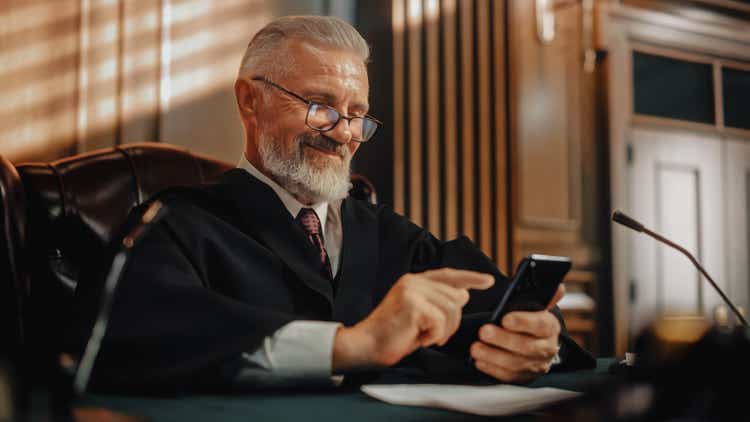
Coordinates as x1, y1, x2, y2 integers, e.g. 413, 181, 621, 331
258, 132, 352, 204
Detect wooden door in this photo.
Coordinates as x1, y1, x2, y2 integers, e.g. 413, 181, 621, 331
628, 126, 726, 335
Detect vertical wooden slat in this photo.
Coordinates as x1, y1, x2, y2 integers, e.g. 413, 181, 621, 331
120, 1, 161, 144
426, 0, 440, 234
407, 0, 423, 226
460, 0, 475, 240
81, 0, 121, 152
493, 0, 508, 270
443, 0, 459, 239
76, 0, 91, 153
115, 0, 125, 145
477, 0, 491, 255
391, 0, 508, 263
393, 0, 406, 214
157, 0, 172, 141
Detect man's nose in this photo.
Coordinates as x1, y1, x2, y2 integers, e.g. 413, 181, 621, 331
325, 118, 353, 144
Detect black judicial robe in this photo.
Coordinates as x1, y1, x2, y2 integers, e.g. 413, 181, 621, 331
69, 169, 594, 393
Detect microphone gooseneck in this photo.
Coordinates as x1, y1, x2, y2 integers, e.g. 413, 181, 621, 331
612, 210, 644, 233
612, 210, 748, 327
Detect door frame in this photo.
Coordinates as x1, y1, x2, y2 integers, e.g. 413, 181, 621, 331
598, 0, 750, 355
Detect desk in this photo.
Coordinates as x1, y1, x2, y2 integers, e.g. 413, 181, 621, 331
68, 359, 615, 422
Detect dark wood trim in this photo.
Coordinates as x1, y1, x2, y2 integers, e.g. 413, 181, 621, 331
477, 0, 492, 255
426, 0, 440, 235
407, 0, 423, 227
460, 0, 475, 241
443, 0, 459, 240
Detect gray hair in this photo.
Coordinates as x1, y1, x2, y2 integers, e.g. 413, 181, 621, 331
237, 15, 370, 80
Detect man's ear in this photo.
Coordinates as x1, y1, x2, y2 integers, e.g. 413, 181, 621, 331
234, 78, 257, 121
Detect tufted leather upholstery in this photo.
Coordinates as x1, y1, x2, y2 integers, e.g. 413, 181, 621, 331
16, 144, 231, 293
0, 142, 377, 384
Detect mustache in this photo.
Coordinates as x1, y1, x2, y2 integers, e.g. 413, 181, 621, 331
298, 133, 348, 156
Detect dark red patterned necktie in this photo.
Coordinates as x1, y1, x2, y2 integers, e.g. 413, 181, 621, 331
296, 208, 333, 280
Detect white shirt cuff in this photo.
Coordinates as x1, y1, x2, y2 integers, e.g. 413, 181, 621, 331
242, 321, 341, 379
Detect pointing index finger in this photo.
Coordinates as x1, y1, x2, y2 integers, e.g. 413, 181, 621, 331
420, 268, 495, 290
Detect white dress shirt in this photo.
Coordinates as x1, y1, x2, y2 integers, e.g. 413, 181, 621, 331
236, 157, 342, 381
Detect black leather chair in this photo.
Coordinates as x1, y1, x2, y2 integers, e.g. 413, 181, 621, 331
1, 143, 234, 384
0, 142, 376, 385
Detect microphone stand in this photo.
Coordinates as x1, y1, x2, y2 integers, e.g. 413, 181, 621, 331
74, 200, 167, 394
52, 200, 167, 421
612, 210, 748, 327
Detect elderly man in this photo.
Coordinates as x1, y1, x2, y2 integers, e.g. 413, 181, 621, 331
72, 15, 592, 393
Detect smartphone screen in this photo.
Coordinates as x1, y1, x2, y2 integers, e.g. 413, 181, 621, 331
488, 254, 571, 325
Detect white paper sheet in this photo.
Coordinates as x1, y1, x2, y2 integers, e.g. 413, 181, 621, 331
361, 383, 582, 416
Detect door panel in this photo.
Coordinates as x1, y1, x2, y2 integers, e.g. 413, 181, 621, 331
656, 166, 701, 313
510, 0, 582, 231
629, 127, 725, 335
726, 139, 750, 314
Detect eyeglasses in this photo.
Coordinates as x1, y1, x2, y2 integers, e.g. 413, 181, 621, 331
252, 76, 381, 143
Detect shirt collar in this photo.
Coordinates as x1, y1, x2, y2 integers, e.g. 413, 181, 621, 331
237, 155, 328, 233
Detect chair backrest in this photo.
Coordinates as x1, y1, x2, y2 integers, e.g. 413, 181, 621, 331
0, 142, 377, 384
0, 154, 26, 366
1, 143, 233, 383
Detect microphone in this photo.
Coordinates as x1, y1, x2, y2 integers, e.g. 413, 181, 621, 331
612, 210, 747, 327
72, 200, 168, 395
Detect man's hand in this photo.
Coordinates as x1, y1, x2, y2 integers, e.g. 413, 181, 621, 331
333, 269, 494, 372
470, 284, 565, 383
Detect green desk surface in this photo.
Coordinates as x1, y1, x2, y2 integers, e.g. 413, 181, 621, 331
76, 359, 616, 422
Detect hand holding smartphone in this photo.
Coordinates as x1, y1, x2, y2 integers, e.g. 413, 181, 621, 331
466, 254, 569, 368
467, 254, 570, 367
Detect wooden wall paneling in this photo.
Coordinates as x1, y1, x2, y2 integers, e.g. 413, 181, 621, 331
388, 0, 509, 271
158, 0, 270, 163
459, 0, 475, 241
2, 0, 312, 164
508, 0, 601, 352
76, 0, 91, 153
442, 0, 459, 240
79, 0, 123, 152
492, 0, 509, 272
509, 0, 585, 253
578, 10, 602, 250
120, 1, 161, 144
354, 0, 395, 205
426, 0, 440, 235
407, 0, 423, 227
392, 0, 405, 214
476, 0, 492, 256
158, 0, 172, 144
511, 2, 581, 231
0, 0, 81, 161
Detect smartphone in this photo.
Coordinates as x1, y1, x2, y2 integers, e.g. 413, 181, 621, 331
487, 254, 571, 325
